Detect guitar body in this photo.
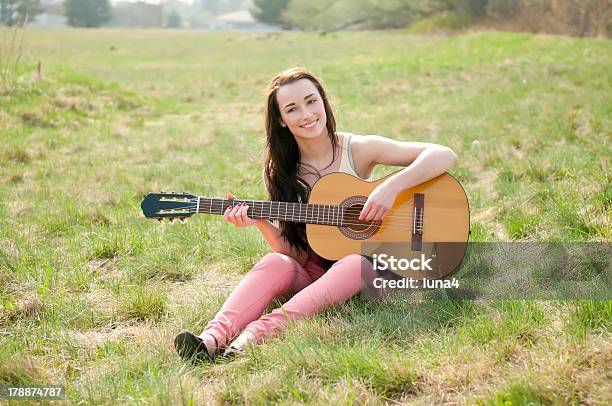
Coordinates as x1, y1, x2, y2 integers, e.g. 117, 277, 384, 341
307, 171, 470, 279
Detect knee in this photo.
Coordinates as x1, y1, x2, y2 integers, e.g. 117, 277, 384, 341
252, 252, 298, 273
336, 254, 372, 268
325, 254, 370, 275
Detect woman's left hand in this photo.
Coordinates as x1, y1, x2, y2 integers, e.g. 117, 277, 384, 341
359, 182, 399, 222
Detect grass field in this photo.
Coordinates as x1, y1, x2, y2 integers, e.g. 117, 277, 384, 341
1, 28, 611, 404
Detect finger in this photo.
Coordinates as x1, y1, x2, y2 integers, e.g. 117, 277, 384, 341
241, 204, 250, 221
240, 203, 250, 224
227, 193, 236, 200
226, 202, 240, 223
366, 206, 383, 221
373, 207, 387, 221
363, 204, 377, 221
359, 204, 371, 221
235, 203, 246, 226
229, 203, 240, 219
233, 202, 245, 221
224, 205, 232, 221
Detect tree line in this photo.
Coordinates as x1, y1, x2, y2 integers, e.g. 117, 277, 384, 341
253, 0, 610, 37
1, 0, 609, 38
1, 0, 111, 27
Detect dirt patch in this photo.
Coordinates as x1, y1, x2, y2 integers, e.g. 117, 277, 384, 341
167, 261, 243, 308
66, 320, 157, 351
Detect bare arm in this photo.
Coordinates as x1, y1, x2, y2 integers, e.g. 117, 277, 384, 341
352, 135, 458, 221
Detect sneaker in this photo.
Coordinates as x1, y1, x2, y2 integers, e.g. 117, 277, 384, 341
222, 330, 257, 358
174, 331, 217, 363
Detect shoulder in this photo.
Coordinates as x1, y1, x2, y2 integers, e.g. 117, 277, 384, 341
345, 133, 379, 159
345, 133, 458, 167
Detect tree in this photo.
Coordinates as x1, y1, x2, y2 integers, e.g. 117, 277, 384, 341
0, 0, 41, 26
166, 10, 182, 28
250, 0, 289, 26
283, 0, 452, 31
65, 0, 112, 28
550, 0, 611, 37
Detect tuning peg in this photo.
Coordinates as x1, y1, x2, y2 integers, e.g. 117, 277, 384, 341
168, 218, 176, 226
179, 217, 188, 224
157, 217, 163, 222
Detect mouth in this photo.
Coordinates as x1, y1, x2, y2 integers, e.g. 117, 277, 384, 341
300, 119, 318, 129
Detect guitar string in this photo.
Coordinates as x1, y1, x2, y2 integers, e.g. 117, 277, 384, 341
164, 202, 425, 222
189, 199, 425, 215
176, 210, 425, 225
152, 201, 425, 220
181, 202, 424, 221
182, 200, 424, 218
178, 204, 424, 222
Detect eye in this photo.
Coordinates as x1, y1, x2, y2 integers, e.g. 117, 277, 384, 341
287, 108, 295, 113
308, 99, 317, 104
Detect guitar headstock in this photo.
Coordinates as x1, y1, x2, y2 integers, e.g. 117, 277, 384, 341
141, 192, 198, 223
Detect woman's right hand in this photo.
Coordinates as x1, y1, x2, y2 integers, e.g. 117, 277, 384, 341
223, 193, 261, 227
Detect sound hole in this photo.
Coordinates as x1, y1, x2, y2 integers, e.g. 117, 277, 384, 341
338, 195, 380, 240
344, 204, 369, 231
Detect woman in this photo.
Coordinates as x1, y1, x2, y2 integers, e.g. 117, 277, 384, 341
174, 67, 458, 361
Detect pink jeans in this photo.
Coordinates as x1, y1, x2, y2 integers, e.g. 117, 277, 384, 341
201, 251, 384, 348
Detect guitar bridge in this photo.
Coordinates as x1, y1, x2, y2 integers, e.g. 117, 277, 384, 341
411, 193, 424, 251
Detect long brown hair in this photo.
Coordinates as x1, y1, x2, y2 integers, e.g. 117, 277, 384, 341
263, 67, 338, 252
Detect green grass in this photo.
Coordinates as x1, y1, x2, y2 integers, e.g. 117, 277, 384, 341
0, 27, 610, 404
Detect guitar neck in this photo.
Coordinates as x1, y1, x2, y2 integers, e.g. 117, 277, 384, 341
196, 197, 346, 226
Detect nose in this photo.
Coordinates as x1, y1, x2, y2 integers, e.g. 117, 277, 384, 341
302, 109, 316, 122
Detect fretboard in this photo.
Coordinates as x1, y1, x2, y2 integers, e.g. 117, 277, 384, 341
196, 198, 346, 226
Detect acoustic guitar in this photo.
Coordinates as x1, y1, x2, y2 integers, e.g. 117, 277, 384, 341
141, 171, 470, 279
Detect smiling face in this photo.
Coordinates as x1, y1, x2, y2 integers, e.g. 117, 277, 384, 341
276, 78, 328, 141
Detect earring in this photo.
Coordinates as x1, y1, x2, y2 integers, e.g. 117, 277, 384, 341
280, 123, 286, 127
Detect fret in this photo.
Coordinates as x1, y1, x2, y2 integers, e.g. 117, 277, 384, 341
292, 202, 295, 222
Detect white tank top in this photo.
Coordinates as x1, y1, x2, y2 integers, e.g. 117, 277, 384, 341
337, 132, 372, 181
